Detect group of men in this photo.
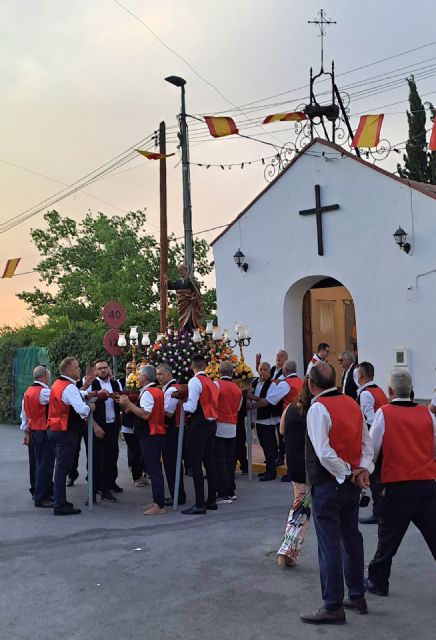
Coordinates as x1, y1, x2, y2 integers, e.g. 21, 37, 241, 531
21, 353, 243, 517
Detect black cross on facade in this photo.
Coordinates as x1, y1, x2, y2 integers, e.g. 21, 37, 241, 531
299, 184, 339, 256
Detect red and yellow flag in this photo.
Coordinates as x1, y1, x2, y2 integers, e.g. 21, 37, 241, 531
428, 119, 436, 151
351, 114, 384, 148
135, 150, 175, 160
2, 258, 21, 279
204, 116, 239, 138
263, 111, 307, 124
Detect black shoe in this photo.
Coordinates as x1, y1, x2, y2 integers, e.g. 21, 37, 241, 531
54, 506, 81, 516
343, 597, 368, 614
257, 471, 266, 477
281, 474, 291, 482
359, 514, 378, 524
240, 469, 248, 475
66, 478, 75, 487
164, 498, 174, 507
259, 474, 276, 481
364, 578, 389, 597
35, 499, 54, 508
206, 502, 218, 510
100, 490, 117, 502
181, 505, 207, 515
111, 484, 123, 493
300, 607, 346, 625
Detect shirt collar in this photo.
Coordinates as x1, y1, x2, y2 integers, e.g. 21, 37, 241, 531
357, 380, 373, 394
61, 375, 77, 384
220, 376, 232, 380
164, 379, 177, 391
311, 387, 338, 403
284, 373, 297, 379
391, 397, 411, 402
195, 371, 206, 377
34, 381, 49, 388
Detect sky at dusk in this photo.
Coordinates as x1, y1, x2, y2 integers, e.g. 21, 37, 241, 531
1, 0, 436, 326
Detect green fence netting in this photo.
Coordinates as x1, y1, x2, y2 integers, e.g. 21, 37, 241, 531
13, 347, 49, 422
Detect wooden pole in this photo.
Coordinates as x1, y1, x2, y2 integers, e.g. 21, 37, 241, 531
159, 121, 168, 332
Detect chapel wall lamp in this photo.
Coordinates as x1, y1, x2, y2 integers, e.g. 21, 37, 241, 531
393, 226, 411, 254
233, 248, 248, 272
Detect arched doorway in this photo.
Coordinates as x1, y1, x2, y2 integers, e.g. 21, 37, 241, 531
303, 278, 357, 382
284, 276, 357, 384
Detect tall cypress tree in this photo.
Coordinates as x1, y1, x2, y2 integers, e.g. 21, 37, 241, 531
397, 75, 435, 183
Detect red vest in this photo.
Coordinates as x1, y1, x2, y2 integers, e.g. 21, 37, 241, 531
47, 379, 71, 432
317, 395, 363, 470
217, 379, 242, 424
282, 375, 303, 409
23, 384, 48, 431
198, 374, 219, 420
380, 404, 436, 483
365, 385, 389, 412
147, 386, 166, 436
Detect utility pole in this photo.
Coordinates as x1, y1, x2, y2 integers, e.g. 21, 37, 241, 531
159, 121, 168, 332
165, 76, 193, 273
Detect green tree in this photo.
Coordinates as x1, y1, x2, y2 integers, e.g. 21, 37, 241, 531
397, 76, 436, 184
18, 209, 216, 325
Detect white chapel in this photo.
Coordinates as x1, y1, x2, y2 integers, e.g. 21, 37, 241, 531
211, 138, 436, 400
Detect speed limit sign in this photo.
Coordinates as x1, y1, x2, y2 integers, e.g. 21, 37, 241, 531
102, 301, 126, 329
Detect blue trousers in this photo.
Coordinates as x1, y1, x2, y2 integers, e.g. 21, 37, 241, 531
312, 479, 365, 610
32, 430, 55, 503
139, 434, 165, 508
47, 430, 77, 509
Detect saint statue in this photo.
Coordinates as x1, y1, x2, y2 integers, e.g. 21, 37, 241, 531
168, 263, 203, 332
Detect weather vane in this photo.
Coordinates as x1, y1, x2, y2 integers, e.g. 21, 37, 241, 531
308, 9, 336, 72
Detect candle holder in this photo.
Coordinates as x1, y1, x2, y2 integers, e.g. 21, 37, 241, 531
223, 323, 252, 362
117, 326, 153, 373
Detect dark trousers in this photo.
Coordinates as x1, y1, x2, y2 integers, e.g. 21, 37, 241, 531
47, 430, 77, 509
68, 424, 87, 481
32, 430, 55, 503
88, 422, 119, 491
187, 421, 217, 508
27, 438, 36, 497
162, 427, 186, 502
215, 436, 236, 497
139, 434, 165, 508
123, 432, 144, 481
312, 479, 365, 611
235, 416, 248, 473
276, 426, 285, 459
368, 480, 436, 591
256, 424, 278, 477
369, 470, 383, 517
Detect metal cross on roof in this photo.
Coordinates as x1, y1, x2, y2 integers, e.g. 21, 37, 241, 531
308, 9, 336, 72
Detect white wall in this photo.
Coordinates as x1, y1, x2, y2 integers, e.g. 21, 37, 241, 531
212, 141, 436, 398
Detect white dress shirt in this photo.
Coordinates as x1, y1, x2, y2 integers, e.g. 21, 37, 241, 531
307, 388, 374, 484
370, 398, 436, 463
183, 372, 215, 420
84, 377, 121, 423
20, 382, 50, 431
252, 380, 276, 426
139, 383, 156, 414
214, 377, 243, 438
60, 375, 91, 419
163, 379, 179, 417
356, 381, 379, 427
342, 365, 359, 393
306, 353, 323, 376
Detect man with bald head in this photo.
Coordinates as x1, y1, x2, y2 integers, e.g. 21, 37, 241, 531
301, 361, 374, 625
21, 365, 53, 507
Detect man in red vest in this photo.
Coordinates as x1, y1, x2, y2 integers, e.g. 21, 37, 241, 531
301, 361, 374, 625
118, 364, 166, 516
21, 365, 53, 508
47, 357, 94, 516
214, 361, 242, 503
157, 362, 186, 507
356, 361, 389, 525
366, 368, 436, 596
182, 354, 219, 515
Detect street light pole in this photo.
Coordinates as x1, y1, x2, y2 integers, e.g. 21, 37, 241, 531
165, 76, 193, 273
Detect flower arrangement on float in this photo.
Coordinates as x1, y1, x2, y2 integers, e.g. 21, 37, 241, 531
148, 328, 206, 384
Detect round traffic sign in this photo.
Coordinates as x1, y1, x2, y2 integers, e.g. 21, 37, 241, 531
103, 301, 126, 328
103, 329, 123, 356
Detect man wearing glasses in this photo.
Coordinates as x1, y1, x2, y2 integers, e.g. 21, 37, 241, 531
88, 359, 123, 502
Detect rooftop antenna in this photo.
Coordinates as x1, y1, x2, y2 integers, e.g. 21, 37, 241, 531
308, 8, 336, 73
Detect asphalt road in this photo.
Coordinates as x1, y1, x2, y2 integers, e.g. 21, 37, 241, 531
0, 423, 434, 640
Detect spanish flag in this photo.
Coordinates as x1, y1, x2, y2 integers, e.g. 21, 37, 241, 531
351, 114, 384, 148
136, 150, 175, 160
204, 116, 239, 138
2, 258, 21, 279
428, 119, 436, 151
263, 111, 307, 124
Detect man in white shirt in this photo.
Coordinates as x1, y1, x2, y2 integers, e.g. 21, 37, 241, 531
301, 361, 374, 625
339, 351, 359, 400
306, 343, 330, 376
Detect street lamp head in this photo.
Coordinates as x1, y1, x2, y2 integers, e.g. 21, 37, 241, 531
165, 75, 186, 87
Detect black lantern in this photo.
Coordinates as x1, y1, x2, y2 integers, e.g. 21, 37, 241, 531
393, 226, 411, 254
233, 249, 248, 272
